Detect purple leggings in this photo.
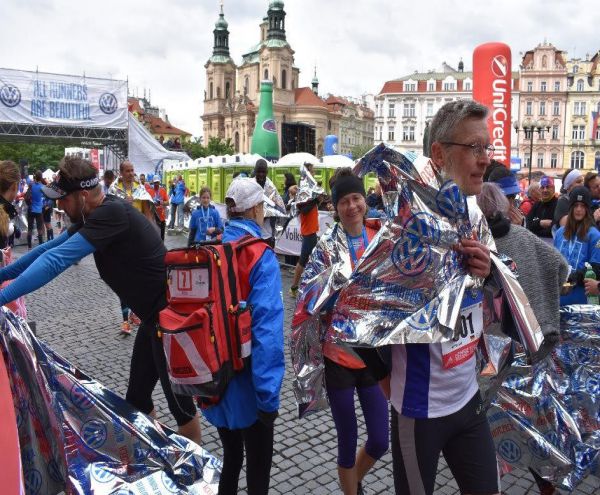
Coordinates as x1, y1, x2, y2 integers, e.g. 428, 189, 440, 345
327, 384, 389, 468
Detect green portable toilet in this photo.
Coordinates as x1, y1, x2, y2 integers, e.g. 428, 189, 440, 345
207, 156, 224, 203
186, 161, 199, 196
363, 172, 379, 193
197, 158, 209, 192
320, 155, 356, 193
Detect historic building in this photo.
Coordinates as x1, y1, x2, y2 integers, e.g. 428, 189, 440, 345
201, 1, 373, 157
564, 53, 600, 170
374, 62, 520, 158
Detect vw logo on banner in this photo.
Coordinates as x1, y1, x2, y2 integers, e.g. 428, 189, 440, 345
392, 212, 440, 276
498, 438, 522, 463
70, 383, 94, 410
0, 84, 22, 107
91, 464, 116, 484
99, 92, 118, 114
407, 299, 440, 332
436, 181, 468, 220
81, 419, 108, 449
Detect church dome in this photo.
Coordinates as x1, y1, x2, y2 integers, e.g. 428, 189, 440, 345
269, 0, 284, 10
215, 13, 228, 29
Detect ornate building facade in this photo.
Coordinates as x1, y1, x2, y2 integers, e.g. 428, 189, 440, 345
201, 1, 373, 157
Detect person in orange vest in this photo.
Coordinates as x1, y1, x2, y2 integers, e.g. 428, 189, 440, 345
150, 176, 169, 240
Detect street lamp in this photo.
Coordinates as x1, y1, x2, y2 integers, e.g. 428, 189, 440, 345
513, 120, 551, 185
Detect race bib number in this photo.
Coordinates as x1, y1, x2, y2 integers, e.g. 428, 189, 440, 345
442, 290, 483, 369
169, 268, 210, 300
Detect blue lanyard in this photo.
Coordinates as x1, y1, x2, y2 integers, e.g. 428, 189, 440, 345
199, 206, 210, 221
346, 226, 369, 266
228, 219, 258, 237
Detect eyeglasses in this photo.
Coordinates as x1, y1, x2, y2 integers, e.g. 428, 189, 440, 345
441, 142, 495, 158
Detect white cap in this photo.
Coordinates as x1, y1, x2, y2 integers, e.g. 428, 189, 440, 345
225, 177, 265, 212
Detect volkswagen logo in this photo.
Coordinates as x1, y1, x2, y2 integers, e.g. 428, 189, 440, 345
407, 299, 439, 332
99, 92, 118, 114
497, 438, 522, 463
436, 181, 468, 220
491, 55, 509, 78
70, 383, 94, 410
90, 464, 116, 484
0, 84, 21, 107
392, 212, 440, 276
81, 419, 107, 449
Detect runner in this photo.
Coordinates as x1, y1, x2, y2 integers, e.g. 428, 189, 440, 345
168, 174, 186, 232
391, 100, 499, 495
0, 156, 202, 444
203, 177, 284, 495
187, 186, 223, 245
26, 171, 45, 249
150, 176, 169, 240
295, 168, 389, 495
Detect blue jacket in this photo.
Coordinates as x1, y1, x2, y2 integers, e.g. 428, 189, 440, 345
554, 225, 600, 305
202, 218, 285, 430
189, 205, 223, 242
29, 181, 44, 214
170, 180, 186, 204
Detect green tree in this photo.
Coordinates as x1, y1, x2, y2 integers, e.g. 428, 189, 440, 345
206, 137, 234, 156
184, 137, 207, 160
0, 142, 63, 172
350, 143, 374, 160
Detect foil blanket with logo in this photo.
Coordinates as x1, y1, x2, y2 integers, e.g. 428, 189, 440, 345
291, 143, 543, 417
290, 163, 326, 218
0, 308, 220, 495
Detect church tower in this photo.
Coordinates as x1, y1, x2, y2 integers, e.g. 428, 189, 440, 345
203, 3, 237, 140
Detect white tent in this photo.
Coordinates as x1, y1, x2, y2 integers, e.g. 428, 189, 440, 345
127, 113, 190, 176
276, 152, 320, 167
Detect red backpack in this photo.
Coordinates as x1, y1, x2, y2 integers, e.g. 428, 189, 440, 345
158, 236, 269, 407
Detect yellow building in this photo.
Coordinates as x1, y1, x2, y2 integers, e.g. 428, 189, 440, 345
563, 52, 600, 171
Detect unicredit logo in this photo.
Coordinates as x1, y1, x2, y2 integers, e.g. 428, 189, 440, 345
491, 55, 508, 78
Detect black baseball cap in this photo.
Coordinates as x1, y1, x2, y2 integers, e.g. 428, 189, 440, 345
42, 171, 100, 199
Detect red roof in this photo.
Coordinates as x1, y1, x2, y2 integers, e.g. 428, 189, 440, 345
379, 81, 404, 95
325, 95, 347, 105
294, 87, 327, 107
146, 115, 191, 137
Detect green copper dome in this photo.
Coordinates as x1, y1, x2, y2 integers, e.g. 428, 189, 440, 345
215, 13, 228, 30
269, 0, 284, 10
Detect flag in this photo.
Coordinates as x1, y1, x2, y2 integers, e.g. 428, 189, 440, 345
592, 111, 600, 141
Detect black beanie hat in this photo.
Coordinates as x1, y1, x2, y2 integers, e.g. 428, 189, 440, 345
331, 175, 366, 207
569, 186, 592, 210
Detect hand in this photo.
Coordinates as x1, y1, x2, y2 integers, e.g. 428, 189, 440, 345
539, 219, 552, 228
457, 239, 491, 278
206, 227, 215, 234
509, 206, 524, 226
257, 409, 278, 427
584, 278, 600, 296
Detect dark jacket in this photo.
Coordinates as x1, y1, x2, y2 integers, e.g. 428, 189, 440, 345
526, 196, 557, 238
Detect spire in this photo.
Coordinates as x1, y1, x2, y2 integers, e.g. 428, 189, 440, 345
311, 65, 319, 95
212, 1, 230, 58
267, 0, 286, 41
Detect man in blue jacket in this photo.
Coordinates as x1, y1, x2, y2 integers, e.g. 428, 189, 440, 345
26, 170, 46, 248
168, 174, 186, 231
204, 177, 284, 495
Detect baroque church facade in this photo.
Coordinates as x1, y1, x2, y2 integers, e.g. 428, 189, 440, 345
201, 1, 374, 157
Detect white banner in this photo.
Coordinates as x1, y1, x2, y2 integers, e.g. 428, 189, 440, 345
0, 68, 128, 128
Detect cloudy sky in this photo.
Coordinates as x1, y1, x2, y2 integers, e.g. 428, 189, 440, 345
2, 0, 598, 136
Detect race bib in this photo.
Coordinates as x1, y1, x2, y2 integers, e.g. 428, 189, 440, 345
168, 268, 210, 300
442, 290, 483, 369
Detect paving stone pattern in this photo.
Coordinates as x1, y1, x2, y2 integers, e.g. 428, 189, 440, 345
21, 233, 599, 495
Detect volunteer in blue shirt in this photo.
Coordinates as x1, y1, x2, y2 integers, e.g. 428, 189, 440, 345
203, 177, 284, 495
168, 175, 186, 230
554, 186, 600, 305
27, 171, 46, 248
187, 186, 223, 245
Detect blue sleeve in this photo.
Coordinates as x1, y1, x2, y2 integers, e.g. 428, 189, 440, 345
213, 209, 224, 232
189, 210, 198, 230
589, 229, 600, 264
247, 249, 284, 413
0, 230, 70, 282
0, 233, 95, 305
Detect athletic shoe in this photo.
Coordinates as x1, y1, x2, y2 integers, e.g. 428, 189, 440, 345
120, 321, 132, 335
128, 312, 141, 325
289, 286, 298, 298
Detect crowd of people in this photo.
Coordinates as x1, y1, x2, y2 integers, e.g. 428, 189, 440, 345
0, 98, 595, 495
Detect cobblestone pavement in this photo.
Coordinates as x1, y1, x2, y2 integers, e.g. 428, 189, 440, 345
19, 233, 600, 495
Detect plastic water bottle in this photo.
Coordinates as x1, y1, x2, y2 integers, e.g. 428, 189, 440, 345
585, 263, 599, 305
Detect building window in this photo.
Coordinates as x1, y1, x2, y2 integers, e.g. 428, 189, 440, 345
209, 82, 214, 99
596, 126, 600, 140
553, 101, 560, 116
524, 154, 531, 168
539, 101, 546, 116
574, 101, 586, 116
551, 153, 558, 168
554, 81, 560, 92
225, 82, 231, 99
526, 101, 532, 115
542, 55, 548, 68
537, 153, 544, 168
378, 127, 383, 141
426, 102, 433, 116
281, 70, 287, 90
443, 82, 455, 91
552, 125, 559, 140
388, 126, 395, 141
388, 103, 395, 118
577, 79, 585, 91
427, 82, 435, 91
572, 125, 585, 140
571, 151, 585, 169
405, 82, 416, 91
527, 81, 533, 92
403, 103, 415, 117
264, 68, 269, 80
464, 81, 471, 91
573, 65, 579, 73
216, 86, 221, 98
244, 76, 249, 95
403, 126, 415, 141
540, 81, 547, 92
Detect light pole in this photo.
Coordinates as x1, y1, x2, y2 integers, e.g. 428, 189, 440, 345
513, 120, 550, 185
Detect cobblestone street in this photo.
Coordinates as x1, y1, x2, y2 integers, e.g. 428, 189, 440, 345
19, 234, 600, 495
